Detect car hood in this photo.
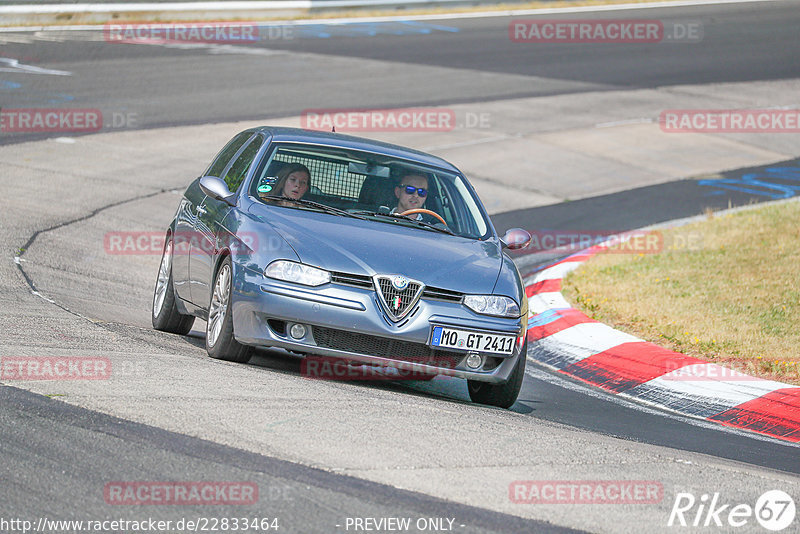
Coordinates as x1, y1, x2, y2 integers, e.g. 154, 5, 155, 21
250, 205, 502, 293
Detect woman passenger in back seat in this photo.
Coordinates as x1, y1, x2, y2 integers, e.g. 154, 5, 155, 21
261, 163, 311, 202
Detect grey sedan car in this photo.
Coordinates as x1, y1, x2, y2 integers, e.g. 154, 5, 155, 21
152, 127, 531, 408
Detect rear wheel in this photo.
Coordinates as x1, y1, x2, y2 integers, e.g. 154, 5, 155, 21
206, 257, 252, 363
467, 339, 527, 409
152, 237, 194, 335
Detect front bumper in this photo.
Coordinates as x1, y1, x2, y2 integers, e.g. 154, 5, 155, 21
231, 266, 526, 384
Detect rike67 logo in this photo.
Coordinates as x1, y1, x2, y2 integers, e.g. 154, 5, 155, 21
668, 490, 796, 531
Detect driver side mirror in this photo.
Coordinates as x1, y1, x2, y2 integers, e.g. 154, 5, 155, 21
199, 175, 237, 207
501, 228, 532, 250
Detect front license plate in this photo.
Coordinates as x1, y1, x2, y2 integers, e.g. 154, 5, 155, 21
430, 326, 516, 355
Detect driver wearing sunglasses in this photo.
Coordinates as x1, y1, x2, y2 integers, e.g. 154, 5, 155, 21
392, 174, 428, 220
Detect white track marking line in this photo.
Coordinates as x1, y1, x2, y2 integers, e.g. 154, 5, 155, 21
0, 58, 71, 76
531, 322, 642, 361
529, 292, 571, 314
532, 261, 582, 283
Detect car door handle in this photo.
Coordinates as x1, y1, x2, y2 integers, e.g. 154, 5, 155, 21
196, 206, 207, 216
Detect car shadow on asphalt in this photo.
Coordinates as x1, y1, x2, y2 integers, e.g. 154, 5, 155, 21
182, 325, 536, 413
245, 347, 536, 414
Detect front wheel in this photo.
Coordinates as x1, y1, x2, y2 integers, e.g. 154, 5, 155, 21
467, 340, 527, 409
152, 237, 194, 335
206, 257, 251, 363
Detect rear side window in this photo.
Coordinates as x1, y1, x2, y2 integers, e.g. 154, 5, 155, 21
223, 135, 264, 192
206, 132, 252, 178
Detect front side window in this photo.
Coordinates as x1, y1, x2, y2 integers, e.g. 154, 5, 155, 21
250, 143, 491, 240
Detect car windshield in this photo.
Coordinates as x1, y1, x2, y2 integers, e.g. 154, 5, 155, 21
249, 142, 490, 239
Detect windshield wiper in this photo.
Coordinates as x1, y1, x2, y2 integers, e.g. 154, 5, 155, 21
352, 210, 456, 236
261, 196, 366, 220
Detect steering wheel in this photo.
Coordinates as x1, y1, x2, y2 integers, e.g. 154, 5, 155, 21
397, 208, 447, 226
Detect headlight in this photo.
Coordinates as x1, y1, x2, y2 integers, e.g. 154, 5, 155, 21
265, 261, 330, 286
463, 295, 520, 318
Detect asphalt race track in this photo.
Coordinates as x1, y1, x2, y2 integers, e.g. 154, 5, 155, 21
2, 1, 799, 533
2, 1, 800, 143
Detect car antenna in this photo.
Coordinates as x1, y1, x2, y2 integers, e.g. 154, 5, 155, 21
332, 126, 336, 133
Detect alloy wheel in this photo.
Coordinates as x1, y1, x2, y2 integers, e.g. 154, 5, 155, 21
207, 263, 231, 348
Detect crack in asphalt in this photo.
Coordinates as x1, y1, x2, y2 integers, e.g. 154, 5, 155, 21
13, 186, 181, 323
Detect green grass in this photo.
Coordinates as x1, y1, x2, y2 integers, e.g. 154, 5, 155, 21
562, 201, 800, 385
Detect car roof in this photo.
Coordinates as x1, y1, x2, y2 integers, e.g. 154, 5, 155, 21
249, 126, 460, 173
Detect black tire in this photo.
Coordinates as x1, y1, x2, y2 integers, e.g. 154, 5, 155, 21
152, 236, 195, 335
205, 256, 252, 363
467, 339, 527, 409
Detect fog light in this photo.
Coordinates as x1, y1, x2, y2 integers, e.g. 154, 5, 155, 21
289, 323, 307, 340
465, 351, 483, 370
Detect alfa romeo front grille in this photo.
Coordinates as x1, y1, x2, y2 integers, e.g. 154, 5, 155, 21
422, 287, 463, 302
330, 271, 372, 288
331, 270, 464, 305
374, 275, 424, 322
312, 326, 463, 369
